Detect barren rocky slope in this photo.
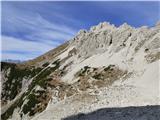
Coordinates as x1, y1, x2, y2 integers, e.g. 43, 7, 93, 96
1, 22, 160, 120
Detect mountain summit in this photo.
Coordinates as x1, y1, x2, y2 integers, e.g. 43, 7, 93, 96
1, 22, 160, 120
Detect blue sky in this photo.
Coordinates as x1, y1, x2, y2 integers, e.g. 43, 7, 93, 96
1, 1, 160, 60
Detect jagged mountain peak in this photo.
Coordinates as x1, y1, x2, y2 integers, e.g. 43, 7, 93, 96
76, 21, 116, 37
70, 21, 159, 61
89, 21, 116, 32
118, 22, 133, 30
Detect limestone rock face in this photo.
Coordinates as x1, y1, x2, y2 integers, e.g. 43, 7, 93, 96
71, 22, 160, 60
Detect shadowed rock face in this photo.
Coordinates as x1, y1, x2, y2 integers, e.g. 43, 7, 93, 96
63, 105, 160, 120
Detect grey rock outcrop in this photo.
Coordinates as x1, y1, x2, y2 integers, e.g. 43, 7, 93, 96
71, 22, 160, 60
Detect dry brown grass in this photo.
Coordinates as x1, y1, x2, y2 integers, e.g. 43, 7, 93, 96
145, 52, 160, 63
76, 77, 91, 91
33, 91, 52, 114
19, 42, 69, 67
73, 65, 128, 91
92, 80, 106, 88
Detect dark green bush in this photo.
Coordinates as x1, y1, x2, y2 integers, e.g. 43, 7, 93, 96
42, 62, 49, 67
92, 74, 103, 80
104, 65, 115, 71
22, 93, 39, 115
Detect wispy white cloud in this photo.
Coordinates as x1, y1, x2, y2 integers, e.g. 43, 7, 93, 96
15, 13, 77, 36
25, 30, 74, 44
2, 35, 59, 60
2, 53, 37, 61
1, 2, 79, 60
2, 4, 77, 40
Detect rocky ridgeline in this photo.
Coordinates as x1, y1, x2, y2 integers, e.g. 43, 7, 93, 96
71, 22, 160, 60
1, 21, 160, 120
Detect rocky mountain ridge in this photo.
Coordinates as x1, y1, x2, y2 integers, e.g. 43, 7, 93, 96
1, 21, 160, 120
